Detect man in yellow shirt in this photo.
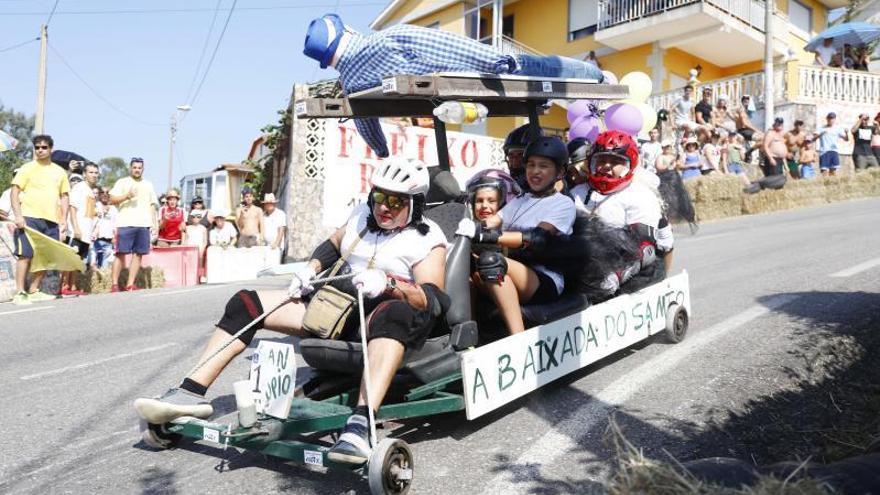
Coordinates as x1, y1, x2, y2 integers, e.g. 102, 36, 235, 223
10, 135, 70, 305
109, 157, 158, 292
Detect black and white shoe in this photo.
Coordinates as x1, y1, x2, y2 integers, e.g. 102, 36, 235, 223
134, 388, 213, 424
328, 414, 372, 465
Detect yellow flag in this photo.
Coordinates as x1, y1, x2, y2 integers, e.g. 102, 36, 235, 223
25, 227, 86, 273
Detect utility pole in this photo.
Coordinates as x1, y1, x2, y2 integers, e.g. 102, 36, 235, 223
763, 0, 774, 128
167, 105, 191, 191
35, 24, 48, 134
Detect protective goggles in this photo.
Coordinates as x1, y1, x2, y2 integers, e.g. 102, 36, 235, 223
371, 190, 408, 210
589, 152, 632, 175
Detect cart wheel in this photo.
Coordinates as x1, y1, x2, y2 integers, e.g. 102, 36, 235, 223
368, 438, 414, 495
139, 420, 181, 450
665, 303, 688, 344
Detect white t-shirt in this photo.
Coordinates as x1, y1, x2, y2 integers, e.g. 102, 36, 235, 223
702, 142, 721, 171
672, 98, 694, 125
339, 204, 448, 283
814, 44, 836, 66
110, 176, 158, 228
93, 202, 117, 240
0, 188, 15, 222
498, 192, 576, 293
209, 223, 237, 246
184, 224, 208, 248
640, 141, 662, 174
572, 182, 661, 229
69, 181, 96, 243
263, 208, 287, 246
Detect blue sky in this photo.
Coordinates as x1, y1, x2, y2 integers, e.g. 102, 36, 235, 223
0, 0, 388, 191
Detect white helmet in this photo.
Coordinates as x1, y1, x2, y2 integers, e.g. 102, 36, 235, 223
371, 157, 430, 196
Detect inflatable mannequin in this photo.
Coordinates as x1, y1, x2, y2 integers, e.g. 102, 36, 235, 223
303, 14, 606, 157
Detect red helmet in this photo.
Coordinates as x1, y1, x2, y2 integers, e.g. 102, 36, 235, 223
587, 130, 639, 194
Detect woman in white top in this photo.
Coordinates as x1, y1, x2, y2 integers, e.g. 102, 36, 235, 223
459, 136, 575, 335
135, 158, 449, 466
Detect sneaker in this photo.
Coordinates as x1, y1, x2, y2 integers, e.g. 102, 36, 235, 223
12, 291, 31, 306
111, 285, 121, 293
27, 290, 57, 302
134, 388, 214, 424
327, 415, 372, 465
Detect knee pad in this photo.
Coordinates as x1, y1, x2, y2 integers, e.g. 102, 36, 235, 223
366, 300, 416, 346
477, 250, 507, 283
216, 290, 265, 345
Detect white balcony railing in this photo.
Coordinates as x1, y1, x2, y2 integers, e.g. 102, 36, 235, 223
480, 34, 545, 56
598, 0, 767, 31
798, 66, 880, 105
648, 68, 783, 112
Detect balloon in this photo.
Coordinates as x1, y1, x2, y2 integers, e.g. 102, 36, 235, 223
566, 100, 593, 125
619, 71, 653, 103
569, 114, 600, 142
601, 70, 618, 85
623, 99, 658, 135
604, 103, 643, 136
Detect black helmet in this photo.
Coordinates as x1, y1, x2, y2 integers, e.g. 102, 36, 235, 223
504, 123, 543, 153
567, 138, 591, 165
191, 196, 204, 206
524, 136, 568, 169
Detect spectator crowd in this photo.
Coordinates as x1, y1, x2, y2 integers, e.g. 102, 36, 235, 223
0, 134, 288, 305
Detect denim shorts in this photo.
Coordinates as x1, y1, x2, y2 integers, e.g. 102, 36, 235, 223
116, 226, 151, 255
819, 151, 840, 170
13, 217, 59, 259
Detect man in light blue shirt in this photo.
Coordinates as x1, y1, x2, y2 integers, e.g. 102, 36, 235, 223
814, 112, 849, 176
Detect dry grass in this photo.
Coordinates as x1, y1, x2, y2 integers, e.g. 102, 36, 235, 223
77, 266, 164, 293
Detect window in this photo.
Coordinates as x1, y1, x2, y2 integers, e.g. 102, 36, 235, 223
569, 0, 599, 41
502, 14, 514, 38
789, 0, 812, 35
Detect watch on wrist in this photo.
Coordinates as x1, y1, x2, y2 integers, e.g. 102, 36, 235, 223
385, 277, 397, 292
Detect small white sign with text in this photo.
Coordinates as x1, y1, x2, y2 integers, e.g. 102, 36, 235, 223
249, 341, 297, 419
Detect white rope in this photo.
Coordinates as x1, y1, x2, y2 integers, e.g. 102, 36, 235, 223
357, 288, 379, 448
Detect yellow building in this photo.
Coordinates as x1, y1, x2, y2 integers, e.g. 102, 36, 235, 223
370, 0, 878, 138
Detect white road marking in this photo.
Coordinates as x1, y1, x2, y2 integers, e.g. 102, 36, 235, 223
480, 294, 800, 494
19, 343, 177, 380
142, 285, 230, 297
829, 257, 880, 278
0, 305, 54, 317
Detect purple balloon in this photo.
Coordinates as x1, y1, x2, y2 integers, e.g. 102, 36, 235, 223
569, 114, 600, 142
567, 100, 593, 125
604, 103, 643, 135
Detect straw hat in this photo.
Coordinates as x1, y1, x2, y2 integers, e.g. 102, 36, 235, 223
262, 193, 277, 204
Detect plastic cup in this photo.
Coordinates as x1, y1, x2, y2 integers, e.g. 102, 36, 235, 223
233, 380, 257, 428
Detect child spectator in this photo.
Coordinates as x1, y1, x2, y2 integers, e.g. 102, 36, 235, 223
89, 188, 117, 269
799, 138, 819, 179
184, 210, 209, 280
701, 130, 723, 175
209, 210, 237, 247
679, 138, 702, 180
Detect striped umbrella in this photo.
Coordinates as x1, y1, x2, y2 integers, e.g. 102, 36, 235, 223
806, 22, 880, 52
0, 129, 18, 152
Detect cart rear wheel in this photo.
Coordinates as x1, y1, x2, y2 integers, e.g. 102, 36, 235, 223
368, 438, 414, 495
665, 303, 688, 343
139, 420, 181, 449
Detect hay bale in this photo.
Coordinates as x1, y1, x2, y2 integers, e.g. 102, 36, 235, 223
686, 175, 743, 222
77, 266, 165, 293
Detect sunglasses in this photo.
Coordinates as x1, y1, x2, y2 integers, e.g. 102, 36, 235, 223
371, 190, 407, 210
34, 145, 50, 150
130, 157, 144, 164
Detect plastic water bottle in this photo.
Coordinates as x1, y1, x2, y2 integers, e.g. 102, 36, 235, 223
433, 101, 489, 125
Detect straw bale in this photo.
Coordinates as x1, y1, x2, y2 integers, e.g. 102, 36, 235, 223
685, 175, 742, 221
77, 266, 165, 294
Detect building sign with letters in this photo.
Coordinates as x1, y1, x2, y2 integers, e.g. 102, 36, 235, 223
460, 272, 691, 420
320, 119, 506, 227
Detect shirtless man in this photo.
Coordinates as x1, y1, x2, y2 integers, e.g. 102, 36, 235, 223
711, 94, 736, 133
733, 95, 762, 162
762, 117, 787, 177
235, 189, 263, 248
783, 120, 806, 179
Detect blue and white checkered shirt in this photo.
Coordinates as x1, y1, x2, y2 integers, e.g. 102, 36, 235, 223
336, 25, 515, 157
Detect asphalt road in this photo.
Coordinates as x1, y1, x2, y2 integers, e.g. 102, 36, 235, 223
1, 198, 878, 495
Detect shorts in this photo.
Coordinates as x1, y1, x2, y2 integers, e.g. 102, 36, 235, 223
528, 270, 561, 305
819, 151, 840, 170
728, 162, 745, 175
116, 226, 151, 255
762, 156, 784, 177
13, 217, 59, 259
67, 237, 90, 259
237, 235, 259, 248
737, 128, 755, 141
853, 152, 879, 170
800, 164, 817, 179
675, 119, 700, 130
786, 158, 799, 174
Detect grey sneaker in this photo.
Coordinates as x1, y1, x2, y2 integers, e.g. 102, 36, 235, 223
27, 290, 56, 302
328, 414, 372, 465
134, 388, 213, 424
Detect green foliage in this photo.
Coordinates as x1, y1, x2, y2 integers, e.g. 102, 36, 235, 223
242, 106, 291, 196
97, 156, 129, 188
0, 103, 35, 192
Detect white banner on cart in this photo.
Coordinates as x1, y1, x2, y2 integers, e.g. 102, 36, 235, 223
321, 120, 505, 227
460, 271, 691, 420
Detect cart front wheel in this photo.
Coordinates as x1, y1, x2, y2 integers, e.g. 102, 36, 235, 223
139, 420, 181, 450
665, 303, 688, 344
368, 438, 414, 495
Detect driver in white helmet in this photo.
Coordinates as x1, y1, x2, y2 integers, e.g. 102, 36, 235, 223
134, 157, 450, 466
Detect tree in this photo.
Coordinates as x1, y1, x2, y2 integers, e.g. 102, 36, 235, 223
98, 157, 129, 188
0, 104, 35, 192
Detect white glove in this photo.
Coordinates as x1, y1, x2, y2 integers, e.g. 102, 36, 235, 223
288, 265, 317, 299
456, 218, 477, 238
352, 269, 388, 299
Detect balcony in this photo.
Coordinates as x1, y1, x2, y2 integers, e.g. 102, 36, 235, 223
595, 0, 788, 67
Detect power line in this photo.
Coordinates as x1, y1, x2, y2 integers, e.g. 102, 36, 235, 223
0, 3, 386, 16
183, 0, 223, 106
0, 37, 39, 53
45, 0, 61, 25
48, 42, 165, 127
188, 0, 238, 108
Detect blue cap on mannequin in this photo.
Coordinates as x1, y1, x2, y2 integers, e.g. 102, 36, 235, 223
303, 13, 347, 69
